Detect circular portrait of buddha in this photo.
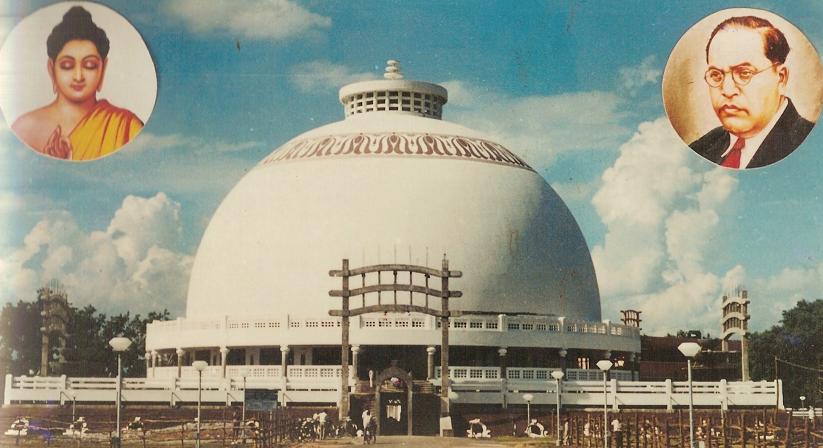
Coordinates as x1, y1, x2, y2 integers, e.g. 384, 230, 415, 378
663, 9, 823, 170
0, 2, 156, 161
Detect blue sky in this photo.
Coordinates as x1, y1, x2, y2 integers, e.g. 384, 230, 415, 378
1, 0, 822, 335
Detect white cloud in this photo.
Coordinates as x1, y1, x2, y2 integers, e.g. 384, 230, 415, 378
591, 117, 741, 334
123, 133, 192, 153
0, 191, 58, 217
590, 117, 823, 334
289, 60, 376, 93
0, 193, 192, 316
162, 0, 331, 40
553, 179, 599, 203
122, 132, 261, 156
440, 80, 629, 169
747, 263, 823, 330
108, 193, 182, 266
212, 141, 261, 153
618, 55, 662, 94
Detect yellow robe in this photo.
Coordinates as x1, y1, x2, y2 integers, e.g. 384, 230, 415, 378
69, 100, 143, 161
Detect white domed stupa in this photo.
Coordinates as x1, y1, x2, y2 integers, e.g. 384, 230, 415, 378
145, 61, 640, 413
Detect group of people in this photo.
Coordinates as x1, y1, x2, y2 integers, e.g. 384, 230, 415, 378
124, 416, 145, 434
361, 409, 377, 443
230, 412, 262, 443
580, 418, 627, 447
63, 416, 88, 437
264, 410, 366, 442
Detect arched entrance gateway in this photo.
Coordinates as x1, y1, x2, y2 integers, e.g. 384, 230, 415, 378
329, 257, 462, 436
373, 364, 413, 435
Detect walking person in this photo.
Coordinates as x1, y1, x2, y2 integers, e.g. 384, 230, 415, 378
612, 417, 623, 448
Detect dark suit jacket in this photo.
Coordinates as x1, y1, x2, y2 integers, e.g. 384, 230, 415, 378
689, 99, 815, 168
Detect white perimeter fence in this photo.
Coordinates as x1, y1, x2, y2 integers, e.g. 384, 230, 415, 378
3, 372, 782, 410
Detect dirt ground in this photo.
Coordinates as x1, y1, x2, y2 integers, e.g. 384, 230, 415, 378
0, 434, 557, 447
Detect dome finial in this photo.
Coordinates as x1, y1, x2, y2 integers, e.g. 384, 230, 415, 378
384, 59, 404, 80
339, 59, 447, 119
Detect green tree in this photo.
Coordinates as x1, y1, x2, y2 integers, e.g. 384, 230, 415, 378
0, 301, 42, 375
749, 299, 823, 408
62, 305, 108, 376
99, 310, 171, 377
1, 297, 172, 378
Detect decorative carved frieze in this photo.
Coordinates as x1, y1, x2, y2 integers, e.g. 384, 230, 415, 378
260, 133, 533, 171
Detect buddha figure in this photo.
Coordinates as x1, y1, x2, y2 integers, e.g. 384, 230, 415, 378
12, 6, 143, 161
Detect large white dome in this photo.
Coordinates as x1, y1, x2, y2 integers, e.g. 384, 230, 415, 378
186, 69, 601, 322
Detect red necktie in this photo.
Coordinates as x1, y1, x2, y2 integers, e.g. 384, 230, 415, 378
721, 137, 745, 169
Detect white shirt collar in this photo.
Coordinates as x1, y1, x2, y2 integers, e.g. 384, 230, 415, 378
721, 97, 788, 168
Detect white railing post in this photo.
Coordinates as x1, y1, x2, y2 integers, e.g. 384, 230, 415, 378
4, 374, 12, 405
59, 375, 67, 404
719, 379, 728, 411
610, 378, 618, 410
665, 379, 673, 411
170, 377, 177, 406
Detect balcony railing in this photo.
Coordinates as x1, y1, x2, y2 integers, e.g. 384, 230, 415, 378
434, 367, 634, 382
147, 314, 640, 343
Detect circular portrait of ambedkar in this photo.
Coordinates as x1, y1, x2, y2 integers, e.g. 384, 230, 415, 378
663, 9, 823, 170
0, 2, 156, 161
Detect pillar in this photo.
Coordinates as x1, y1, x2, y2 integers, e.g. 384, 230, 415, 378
498, 347, 508, 378
634, 354, 641, 381
559, 348, 568, 374
426, 346, 436, 380
351, 345, 360, 380
151, 350, 158, 378
339, 259, 352, 421
220, 347, 229, 378
280, 346, 289, 378
439, 257, 451, 416
498, 347, 508, 409
145, 351, 151, 377
741, 334, 750, 381
176, 348, 184, 378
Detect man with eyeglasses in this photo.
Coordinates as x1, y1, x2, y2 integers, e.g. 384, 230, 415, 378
690, 16, 814, 169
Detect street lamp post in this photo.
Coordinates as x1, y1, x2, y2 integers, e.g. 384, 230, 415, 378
551, 370, 564, 446
678, 342, 701, 448
596, 360, 613, 448
522, 393, 534, 432
109, 336, 132, 448
192, 361, 208, 448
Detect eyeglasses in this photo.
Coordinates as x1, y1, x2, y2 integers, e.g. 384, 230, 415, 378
704, 63, 779, 88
